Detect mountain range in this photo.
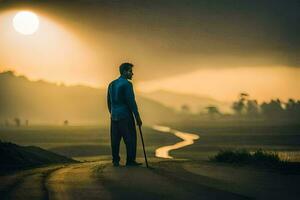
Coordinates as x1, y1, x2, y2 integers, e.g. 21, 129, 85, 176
0, 71, 178, 126
141, 90, 231, 113
0, 71, 230, 126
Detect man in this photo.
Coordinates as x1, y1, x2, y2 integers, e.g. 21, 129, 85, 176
107, 62, 143, 167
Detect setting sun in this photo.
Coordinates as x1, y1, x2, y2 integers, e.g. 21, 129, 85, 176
13, 11, 39, 35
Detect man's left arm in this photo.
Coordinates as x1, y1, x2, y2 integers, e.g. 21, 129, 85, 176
107, 84, 111, 114
125, 82, 142, 126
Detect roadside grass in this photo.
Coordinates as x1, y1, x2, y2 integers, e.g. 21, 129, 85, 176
211, 149, 283, 165
211, 149, 284, 167
211, 149, 300, 174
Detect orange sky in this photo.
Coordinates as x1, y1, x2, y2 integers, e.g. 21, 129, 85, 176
0, 6, 299, 102
137, 66, 300, 102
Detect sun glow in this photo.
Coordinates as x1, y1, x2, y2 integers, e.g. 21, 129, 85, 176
13, 11, 39, 35
1, 9, 100, 86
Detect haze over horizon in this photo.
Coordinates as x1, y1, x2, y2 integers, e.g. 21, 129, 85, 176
0, 0, 299, 102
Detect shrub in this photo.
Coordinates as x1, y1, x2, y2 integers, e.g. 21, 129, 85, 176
212, 149, 282, 167
213, 149, 251, 164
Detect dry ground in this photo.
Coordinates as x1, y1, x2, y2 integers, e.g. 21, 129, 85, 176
1, 158, 299, 200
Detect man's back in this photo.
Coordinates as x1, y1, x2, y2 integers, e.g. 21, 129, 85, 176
107, 76, 139, 121
107, 62, 143, 166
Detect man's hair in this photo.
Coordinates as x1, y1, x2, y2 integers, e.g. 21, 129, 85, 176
119, 62, 134, 75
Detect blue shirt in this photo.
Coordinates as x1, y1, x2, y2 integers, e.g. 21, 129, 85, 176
107, 76, 140, 121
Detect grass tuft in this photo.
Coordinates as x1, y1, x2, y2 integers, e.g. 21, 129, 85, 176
212, 149, 282, 167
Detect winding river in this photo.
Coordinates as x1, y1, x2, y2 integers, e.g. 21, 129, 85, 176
153, 125, 200, 159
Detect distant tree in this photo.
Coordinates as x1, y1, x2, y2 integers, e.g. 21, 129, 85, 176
231, 92, 249, 115
232, 101, 245, 115
240, 93, 249, 99
14, 118, 21, 127
206, 106, 220, 119
25, 120, 29, 127
260, 99, 284, 118
246, 100, 259, 117
285, 99, 300, 119
64, 120, 69, 126
181, 104, 190, 114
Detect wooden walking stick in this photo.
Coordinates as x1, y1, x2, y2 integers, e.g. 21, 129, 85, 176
138, 125, 149, 168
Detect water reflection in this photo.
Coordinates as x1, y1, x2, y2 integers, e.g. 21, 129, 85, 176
153, 125, 200, 159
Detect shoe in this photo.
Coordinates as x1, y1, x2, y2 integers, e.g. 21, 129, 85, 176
126, 161, 142, 166
113, 162, 119, 167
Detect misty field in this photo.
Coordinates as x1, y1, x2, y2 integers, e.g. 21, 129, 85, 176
1, 122, 300, 162
169, 121, 300, 162
0, 126, 181, 162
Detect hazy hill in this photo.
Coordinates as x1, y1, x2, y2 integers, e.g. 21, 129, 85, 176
0, 141, 76, 170
0, 71, 178, 126
141, 90, 231, 113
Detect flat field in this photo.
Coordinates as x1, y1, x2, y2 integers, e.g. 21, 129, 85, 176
1, 123, 300, 200
1, 122, 300, 162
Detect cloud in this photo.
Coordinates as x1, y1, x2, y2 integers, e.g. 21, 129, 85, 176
1, 0, 299, 82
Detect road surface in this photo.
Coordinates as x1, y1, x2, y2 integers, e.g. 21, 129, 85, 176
0, 160, 249, 200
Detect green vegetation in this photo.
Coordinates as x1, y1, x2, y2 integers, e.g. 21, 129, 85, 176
211, 149, 300, 174
230, 93, 300, 122
212, 149, 283, 167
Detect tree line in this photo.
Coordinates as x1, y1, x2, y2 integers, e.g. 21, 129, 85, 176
231, 93, 300, 120
180, 93, 300, 121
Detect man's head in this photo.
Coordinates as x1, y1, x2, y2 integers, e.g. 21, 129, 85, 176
119, 62, 134, 80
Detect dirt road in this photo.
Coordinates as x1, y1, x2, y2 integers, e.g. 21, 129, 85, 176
0, 160, 248, 200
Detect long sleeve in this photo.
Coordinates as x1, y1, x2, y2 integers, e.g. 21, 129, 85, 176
124, 82, 140, 119
107, 84, 111, 114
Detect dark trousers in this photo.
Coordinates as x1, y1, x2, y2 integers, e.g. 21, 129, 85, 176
110, 117, 137, 163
